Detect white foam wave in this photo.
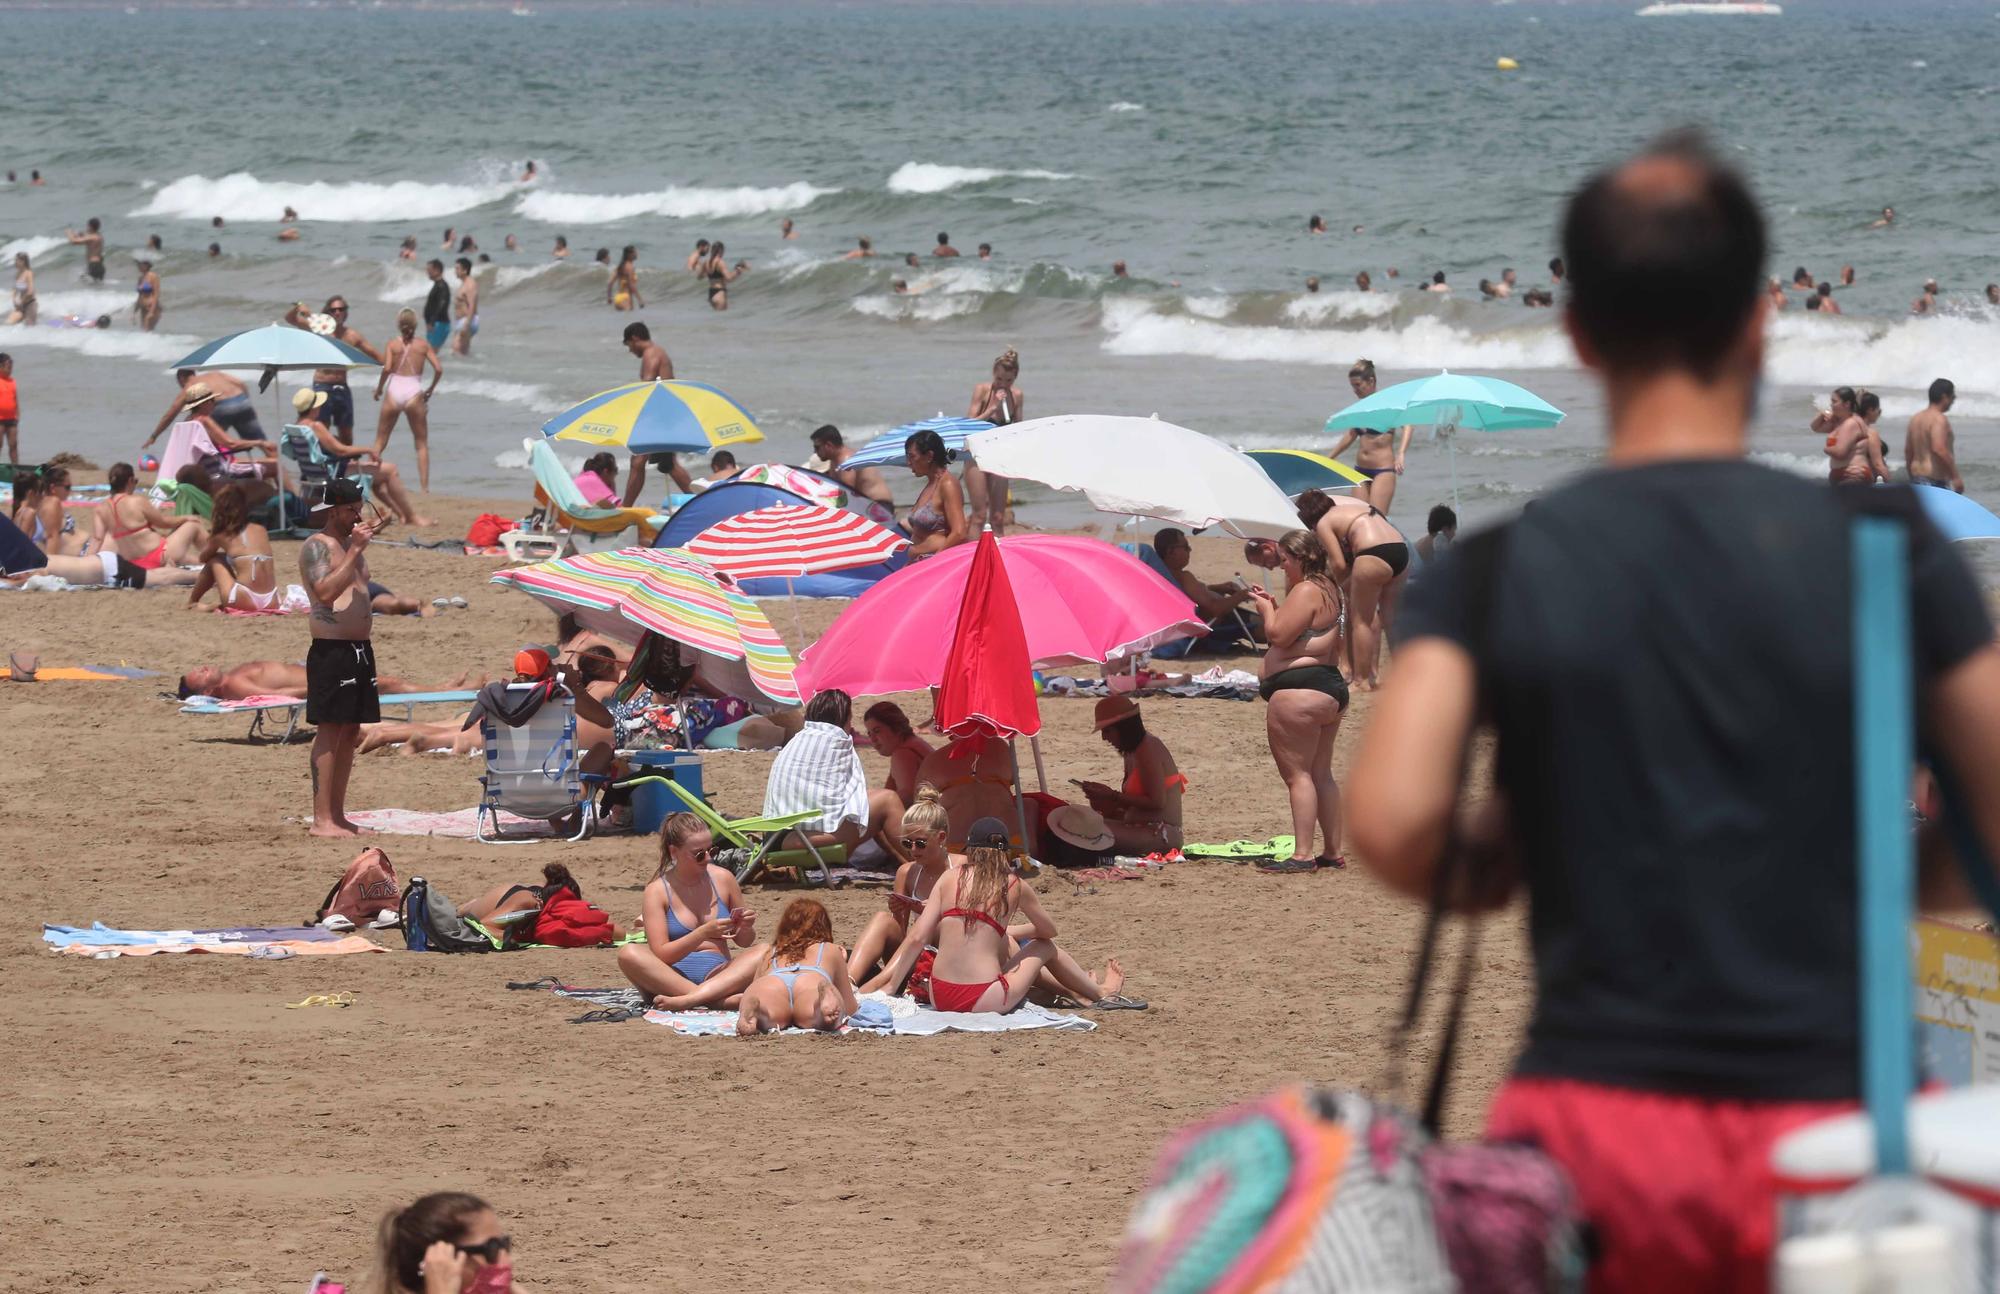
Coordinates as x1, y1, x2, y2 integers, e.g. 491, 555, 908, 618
1751, 451, 1826, 480
885, 163, 1077, 195
494, 445, 584, 473
35, 289, 132, 317
370, 263, 432, 305
493, 261, 561, 289
1099, 300, 1576, 370
1282, 291, 1399, 323
1183, 295, 1234, 320
0, 323, 198, 364
453, 378, 564, 414
1106, 101, 1146, 113
514, 182, 833, 225
0, 235, 66, 262
852, 293, 984, 323
132, 172, 519, 223
1765, 314, 2000, 400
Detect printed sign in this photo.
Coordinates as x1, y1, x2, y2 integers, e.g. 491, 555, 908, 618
1915, 918, 2000, 1087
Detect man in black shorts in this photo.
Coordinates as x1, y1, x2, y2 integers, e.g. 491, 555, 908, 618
299, 479, 381, 837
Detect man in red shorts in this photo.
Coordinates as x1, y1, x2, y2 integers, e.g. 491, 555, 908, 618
1348, 133, 2000, 1293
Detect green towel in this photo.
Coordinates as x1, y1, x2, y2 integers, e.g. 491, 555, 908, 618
1183, 836, 1295, 860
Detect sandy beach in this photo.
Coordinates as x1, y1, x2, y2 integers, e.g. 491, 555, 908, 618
3, 485, 1529, 1292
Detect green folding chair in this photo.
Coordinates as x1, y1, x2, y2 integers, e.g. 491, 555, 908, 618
619, 774, 848, 885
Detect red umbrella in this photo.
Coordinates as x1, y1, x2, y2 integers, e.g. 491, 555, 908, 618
936, 529, 1040, 740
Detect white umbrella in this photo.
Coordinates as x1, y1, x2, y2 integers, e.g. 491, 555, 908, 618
966, 414, 1302, 538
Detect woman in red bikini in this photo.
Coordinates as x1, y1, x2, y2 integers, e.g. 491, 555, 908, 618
873, 818, 1059, 1014
92, 460, 206, 570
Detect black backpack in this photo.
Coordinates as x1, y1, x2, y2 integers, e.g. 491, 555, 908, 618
398, 877, 496, 954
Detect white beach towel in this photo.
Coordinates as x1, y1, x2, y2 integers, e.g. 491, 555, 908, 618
761, 720, 868, 833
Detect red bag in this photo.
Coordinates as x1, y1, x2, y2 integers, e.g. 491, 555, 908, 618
533, 884, 616, 948
313, 847, 400, 927
465, 513, 515, 547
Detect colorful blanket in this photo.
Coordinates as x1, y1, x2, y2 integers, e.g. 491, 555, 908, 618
529, 982, 1094, 1035
44, 923, 384, 958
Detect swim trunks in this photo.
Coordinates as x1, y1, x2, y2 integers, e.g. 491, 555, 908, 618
426, 320, 450, 351
311, 381, 354, 435
211, 393, 266, 441
1911, 475, 1952, 489
99, 549, 145, 589
305, 638, 381, 726
86, 259, 104, 282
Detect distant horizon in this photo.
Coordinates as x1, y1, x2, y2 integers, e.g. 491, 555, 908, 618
0, 0, 1990, 11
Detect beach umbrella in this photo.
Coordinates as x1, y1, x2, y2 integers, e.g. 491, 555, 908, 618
733, 462, 845, 505
1324, 370, 1565, 511
1913, 484, 2000, 542
936, 530, 1041, 741
541, 380, 765, 456
681, 503, 908, 580
841, 415, 995, 470
1245, 448, 1368, 495
966, 414, 1302, 538
489, 546, 800, 705
798, 533, 1204, 696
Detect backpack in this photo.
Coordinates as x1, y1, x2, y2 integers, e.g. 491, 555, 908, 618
398, 876, 496, 953
312, 847, 400, 927
465, 512, 515, 547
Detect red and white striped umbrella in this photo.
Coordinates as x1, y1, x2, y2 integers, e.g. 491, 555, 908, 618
682, 503, 908, 580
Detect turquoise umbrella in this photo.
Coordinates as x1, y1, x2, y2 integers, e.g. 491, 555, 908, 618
1324, 370, 1565, 510
1913, 484, 2000, 542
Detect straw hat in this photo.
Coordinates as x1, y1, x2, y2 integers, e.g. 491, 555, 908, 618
292, 388, 328, 415
1093, 695, 1141, 730
181, 383, 216, 410
1048, 805, 1115, 852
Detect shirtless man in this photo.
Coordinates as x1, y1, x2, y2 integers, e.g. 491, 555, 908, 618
65, 217, 104, 282
284, 296, 383, 446
1155, 526, 1259, 649
809, 424, 894, 509
684, 239, 710, 274
1911, 279, 1939, 315
1815, 282, 1841, 314
1987, 284, 1999, 306
934, 232, 960, 258
451, 258, 479, 356
841, 237, 874, 261
1495, 267, 1517, 298
1813, 386, 1889, 486
298, 479, 381, 837
177, 659, 454, 702
619, 323, 694, 506
1905, 378, 1962, 492
145, 369, 265, 450
1870, 206, 1894, 229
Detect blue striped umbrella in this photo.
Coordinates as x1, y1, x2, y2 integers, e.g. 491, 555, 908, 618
842, 415, 996, 469
171, 323, 378, 372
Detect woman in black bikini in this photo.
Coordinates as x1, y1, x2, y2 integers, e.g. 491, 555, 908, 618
1324, 358, 1413, 516
1246, 529, 1348, 874
703, 241, 747, 312
1297, 487, 1409, 691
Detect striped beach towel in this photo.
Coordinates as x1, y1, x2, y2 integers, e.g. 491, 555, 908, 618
761, 721, 868, 833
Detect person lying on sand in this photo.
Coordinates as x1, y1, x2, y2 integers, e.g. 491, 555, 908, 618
736, 898, 860, 1035
2, 548, 198, 589
617, 811, 767, 1010
178, 660, 480, 701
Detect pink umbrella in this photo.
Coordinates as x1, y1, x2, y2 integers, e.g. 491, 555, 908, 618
798, 534, 1205, 696
681, 503, 908, 580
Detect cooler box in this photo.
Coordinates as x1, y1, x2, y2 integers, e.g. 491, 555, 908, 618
626, 750, 705, 836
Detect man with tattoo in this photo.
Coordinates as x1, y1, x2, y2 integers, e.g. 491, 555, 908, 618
298, 479, 382, 837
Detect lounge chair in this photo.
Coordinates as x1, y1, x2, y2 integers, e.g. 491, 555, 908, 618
476, 684, 605, 843
279, 424, 372, 529
180, 689, 479, 743
502, 438, 662, 560
618, 772, 846, 884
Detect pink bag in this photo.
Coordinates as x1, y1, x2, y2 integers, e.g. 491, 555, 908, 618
313, 848, 400, 927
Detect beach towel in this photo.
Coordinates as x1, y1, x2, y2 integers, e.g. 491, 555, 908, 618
44, 923, 383, 958
1042, 666, 1262, 703
344, 806, 632, 840
2, 666, 142, 681
647, 992, 1094, 1037
762, 720, 868, 834
1185, 836, 1296, 861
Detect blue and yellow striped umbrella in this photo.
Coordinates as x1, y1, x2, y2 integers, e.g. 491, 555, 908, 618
1245, 449, 1368, 495
540, 380, 765, 455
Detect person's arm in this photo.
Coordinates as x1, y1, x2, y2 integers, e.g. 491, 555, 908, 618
135, 496, 184, 534
1252, 582, 1324, 650
1314, 515, 1352, 582
1010, 880, 1059, 941
145, 389, 185, 445
639, 882, 719, 968
282, 302, 311, 331
1865, 432, 1892, 484
718, 869, 757, 948
1395, 424, 1413, 472
372, 344, 391, 401
1175, 569, 1232, 620
423, 345, 442, 398
1920, 645, 2000, 909
311, 423, 367, 460
298, 529, 372, 606
828, 943, 862, 1015
1811, 408, 1840, 436
875, 873, 952, 993
937, 474, 969, 546
966, 382, 990, 419
667, 458, 693, 494
1326, 430, 1359, 461
1937, 422, 1963, 492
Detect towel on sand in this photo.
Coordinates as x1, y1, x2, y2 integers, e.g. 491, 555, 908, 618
648, 991, 1095, 1037
44, 923, 383, 958
345, 807, 631, 840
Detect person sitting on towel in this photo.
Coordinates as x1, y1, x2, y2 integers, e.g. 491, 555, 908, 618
763, 688, 907, 865
1073, 696, 1186, 853
618, 810, 767, 1009
178, 658, 471, 701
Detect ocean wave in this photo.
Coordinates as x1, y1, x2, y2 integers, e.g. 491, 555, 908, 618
35, 288, 133, 317
1765, 314, 2000, 399
0, 323, 198, 364
1099, 299, 1577, 370
495, 444, 584, 473
852, 292, 985, 323
1750, 450, 1826, 480
1, 234, 67, 262
370, 262, 433, 305
1282, 291, 1400, 324
1183, 295, 1234, 320
1107, 102, 1146, 113
453, 378, 565, 415
514, 182, 834, 225
133, 172, 521, 223
885, 163, 1078, 195
493, 261, 563, 290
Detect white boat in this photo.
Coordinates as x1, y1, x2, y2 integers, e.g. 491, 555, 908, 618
1637, 1, 1782, 14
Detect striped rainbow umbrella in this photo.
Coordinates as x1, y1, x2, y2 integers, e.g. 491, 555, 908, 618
733, 463, 846, 505
683, 504, 908, 580
490, 546, 800, 705
540, 380, 765, 454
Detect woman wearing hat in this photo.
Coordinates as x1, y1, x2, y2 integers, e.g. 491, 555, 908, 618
182, 383, 280, 493
1076, 695, 1186, 855
292, 387, 433, 527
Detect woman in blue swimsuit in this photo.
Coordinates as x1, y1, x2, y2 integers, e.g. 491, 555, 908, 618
617, 811, 766, 1009
736, 898, 860, 1034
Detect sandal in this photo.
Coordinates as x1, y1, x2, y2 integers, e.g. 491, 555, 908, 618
1316, 855, 1348, 870
505, 976, 561, 991
1255, 856, 1320, 874
284, 992, 356, 1009
1084, 992, 1149, 1011
568, 1006, 644, 1024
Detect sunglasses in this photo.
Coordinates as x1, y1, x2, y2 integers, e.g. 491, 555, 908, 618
457, 1236, 512, 1263
330, 305, 349, 314
899, 835, 937, 852
687, 846, 712, 861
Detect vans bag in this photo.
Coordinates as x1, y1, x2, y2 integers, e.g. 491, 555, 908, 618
312, 847, 400, 927
398, 876, 496, 954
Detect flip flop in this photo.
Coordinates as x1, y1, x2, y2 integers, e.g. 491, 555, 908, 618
1084, 992, 1148, 1011
568, 1007, 644, 1024
505, 976, 561, 991
431, 597, 452, 610
284, 992, 356, 1009
448, 596, 469, 609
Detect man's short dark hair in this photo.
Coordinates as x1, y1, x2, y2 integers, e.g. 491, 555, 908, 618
623, 322, 650, 343
978, 243, 991, 253
804, 688, 852, 729
711, 450, 736, 470
810, 424, 841, 447
1426, 505, 1457, 536
1153, 527, 1188, 554
1816, 281, 1833, 297
454, 257, 472, 272
937, 232, 950, 245
1548, 256, 1564, 276
1561, 131, 1766, 379
1929, 378, 1956, 405
1805, 294, 1822, 311
426, 258, 443, 272
1856, 390, 1880, 417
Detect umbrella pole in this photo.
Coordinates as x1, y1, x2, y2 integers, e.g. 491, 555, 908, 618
1449, 437, 1461, 513
1007, 738, 1034, 857
274, 377, 288, 533
1030, 734, 1048, 793
785, 575, 805, 647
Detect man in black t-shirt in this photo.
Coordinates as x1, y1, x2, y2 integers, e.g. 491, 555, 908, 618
1349, 134, 2000, 1294
422, 258, 451, 352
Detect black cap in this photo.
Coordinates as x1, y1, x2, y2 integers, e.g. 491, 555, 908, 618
967, 817, 1011, 850
310, 478, 364, 512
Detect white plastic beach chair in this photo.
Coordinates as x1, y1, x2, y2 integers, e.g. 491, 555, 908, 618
475, 684, 602, 843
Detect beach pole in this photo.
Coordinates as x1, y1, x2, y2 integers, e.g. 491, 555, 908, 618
1006, 737, 1033, 854
1029, 734, 1049, 792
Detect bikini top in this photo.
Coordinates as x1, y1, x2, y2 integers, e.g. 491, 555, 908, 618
661, 871, 730, 940
1123, 763, 1189, 798
107, 497, 150, 540
943, 876, 1016, 936
908, 482, 948, 537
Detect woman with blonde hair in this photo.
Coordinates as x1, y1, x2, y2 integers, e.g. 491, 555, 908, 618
846, 786, 961, 984
736, 897, 860, 1034
1246, 528, 1348, 874
186, 481, 278, 611
964, 346, 1024, 531
616, 811, 766, 1009
371, 306, 443, 491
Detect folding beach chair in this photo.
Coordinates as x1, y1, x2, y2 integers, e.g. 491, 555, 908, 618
279, 424, 371, 519
502, 439, 661, 560
178, 695, 309, 742
617, 773, 847, 884
475, 685, 606, 843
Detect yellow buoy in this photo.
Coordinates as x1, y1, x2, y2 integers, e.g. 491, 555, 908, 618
1496, 56, 1519, 71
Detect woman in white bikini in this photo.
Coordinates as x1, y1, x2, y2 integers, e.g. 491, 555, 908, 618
8, 251, 36, 325
371, 308, 443, 492
187, 482, 279, 612
92, 461, 205, 570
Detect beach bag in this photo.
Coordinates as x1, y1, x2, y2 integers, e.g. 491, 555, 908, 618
533, 884, 617, 948
465, 513, 513, 548
397, 877, 494, 954
312, 847, 400, 927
